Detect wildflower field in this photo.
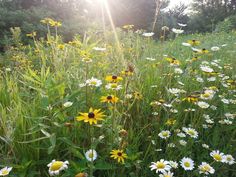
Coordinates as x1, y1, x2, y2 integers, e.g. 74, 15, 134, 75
0, 20, 236, 177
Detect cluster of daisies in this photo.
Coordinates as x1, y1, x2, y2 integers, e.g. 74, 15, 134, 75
148, 36, 236, 176
150, 149, 235, 176
46, 149, 128, 176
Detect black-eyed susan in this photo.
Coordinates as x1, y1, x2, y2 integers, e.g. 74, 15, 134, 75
121, 70, 133, 76
200, 48, 209, 54
182, 95, 199, 103
165, 57, 180, 66
76, 108, 105, 125
110, 149, 128, 163
133, 91, 143, 100
187, 39, 200, 46
100, 95, 119, 104
105, 75, 123, 83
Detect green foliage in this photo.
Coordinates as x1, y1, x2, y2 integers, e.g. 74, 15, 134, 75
215, 15, 236, 32
0, 23, 236, 176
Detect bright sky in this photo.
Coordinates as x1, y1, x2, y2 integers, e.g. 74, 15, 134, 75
169, 0, 193, 8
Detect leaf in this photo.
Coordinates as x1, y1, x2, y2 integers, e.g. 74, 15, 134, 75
95, 160, 114, 170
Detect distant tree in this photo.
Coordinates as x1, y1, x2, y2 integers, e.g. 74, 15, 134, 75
188, 0, 236, 32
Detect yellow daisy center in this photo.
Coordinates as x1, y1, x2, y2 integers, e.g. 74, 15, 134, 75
202, 165, 211, 172
156, 162, 165, 169
184, 162, 190, 167
213, 154, 222, 161
88, 152, 94, 158
50, 161, 64, 171
187, 130, 195, 136
90, 81, 97, 85
162, 132, 169, 137
2, 170, 9, 175
111, 83, 118, 88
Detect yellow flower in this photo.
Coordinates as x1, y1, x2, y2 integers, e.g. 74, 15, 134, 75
191, 56, 199, 61
26, 31, 36, 37
133, 91, 143, 100
49, 20, 62, 27
100, 95, 119, 104
166, 119, 176, 125
165, 57, 180, 65
105, 75, 123, 83
110, 149, 128, 163
200, 48, 209, 54
123, 24, 134, 30
76, 108, 105, 125
40, 17, 54, 24
121, 70, 133, 76
182, 95, 199, 103
187, 39, 200, 46
58, 44, 65, 50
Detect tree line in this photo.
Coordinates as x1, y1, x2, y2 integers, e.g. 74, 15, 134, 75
0, 0, 235, 50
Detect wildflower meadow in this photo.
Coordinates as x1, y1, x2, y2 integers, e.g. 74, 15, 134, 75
0, 0, 236, 177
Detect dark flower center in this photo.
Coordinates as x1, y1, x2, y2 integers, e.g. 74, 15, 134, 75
112, 75, 117, 79
117, 152, 122, 156
107, 96, 112, 100
88, 112, 95, 118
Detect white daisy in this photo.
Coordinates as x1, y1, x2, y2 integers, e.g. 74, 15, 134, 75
182, 42, 191, 47
150, 159, 171, 173
85, 149, 98, 162
169, 161, 178, 169
159, 171, 174, 177
47, 160, 69, 176
174, 68, 183, 74
198, 162, 215, 175
146, 57, 156, 61
210, 150, 225, 162
200, 66, 214, 73
63, 101, 73, 108
211, 46, 220, 51
142, 32, 155, 37
202, 144, 209, 149
183, 128, 198, 138
86, 77, 102, 87
172, 28, 184, 34
105, 83, 122, 90
0, 167, 13, 176
177, 23, 187, 27
196, 77, 204, 83
158, 130, 171, 139
177, 132, 186, 138
93, 47, 106, 51
180, 157, 194, 171
197, 101, 210, 109
224, 154, 235, 165
179, 140, 187, 146
161, 26, 169, 31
